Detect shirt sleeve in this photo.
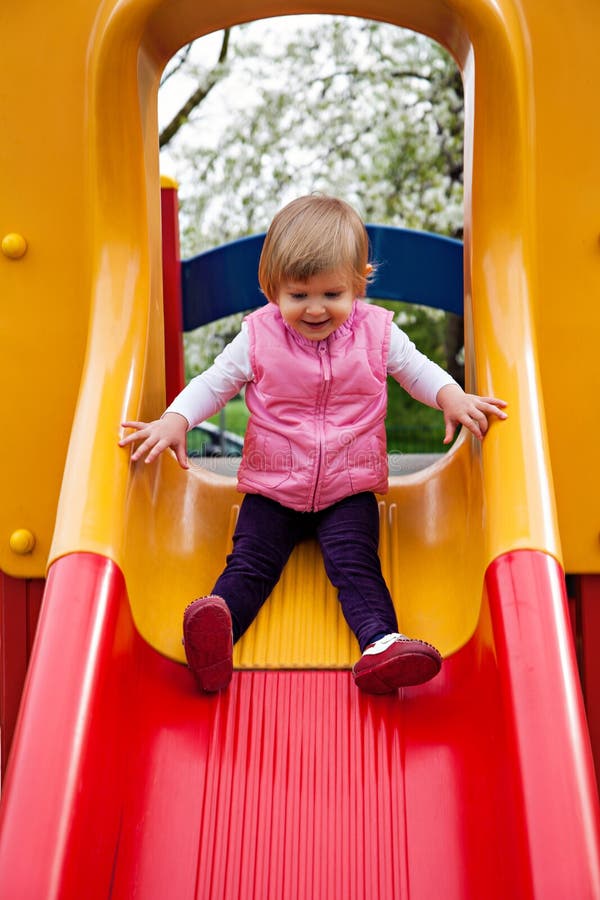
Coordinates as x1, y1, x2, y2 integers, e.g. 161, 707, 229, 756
387, 322, 457, 409
165, 322, 254, 428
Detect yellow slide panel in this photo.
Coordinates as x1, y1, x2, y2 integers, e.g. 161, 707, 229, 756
106, 439, 487, 666
3, 0, 598, 668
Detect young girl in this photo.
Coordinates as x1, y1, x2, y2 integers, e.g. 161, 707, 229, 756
120, 195, 507, 695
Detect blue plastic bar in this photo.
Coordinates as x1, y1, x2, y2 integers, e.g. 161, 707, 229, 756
181, 226, 463, 331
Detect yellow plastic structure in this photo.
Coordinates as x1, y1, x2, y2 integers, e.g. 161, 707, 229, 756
1, 234, 28, 260
8, 530, 36, 556
1, 0, 599, 668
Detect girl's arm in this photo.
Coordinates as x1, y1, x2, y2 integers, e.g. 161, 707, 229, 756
119, 325, 253, 467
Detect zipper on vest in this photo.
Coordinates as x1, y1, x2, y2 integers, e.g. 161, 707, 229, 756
308, 342, 332, 511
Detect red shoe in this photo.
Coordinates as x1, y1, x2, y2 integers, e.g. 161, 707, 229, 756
183, 595, 233, 692
353, 633, 442, 694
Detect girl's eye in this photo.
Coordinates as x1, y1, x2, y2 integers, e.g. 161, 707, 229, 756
290, 293, 307, 300
325, 292, 341, 299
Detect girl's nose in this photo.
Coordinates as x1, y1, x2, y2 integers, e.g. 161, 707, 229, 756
305, 300, 326, 316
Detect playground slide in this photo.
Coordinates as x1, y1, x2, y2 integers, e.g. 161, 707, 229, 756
1, 215, 599, 898
2, 0, 600, 894
1, 448, 599, 898
1, 220, 599, 899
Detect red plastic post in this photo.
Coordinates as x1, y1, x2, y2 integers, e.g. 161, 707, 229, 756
0, 553, 133, 896
578, 574, 600, 779
160, 180, 185, 404
0, 571, 44, 777
486, 550, 600, 897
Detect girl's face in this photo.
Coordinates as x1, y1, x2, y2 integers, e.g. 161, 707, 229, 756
276, 269, 355, 341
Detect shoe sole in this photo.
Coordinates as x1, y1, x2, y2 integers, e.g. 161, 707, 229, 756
183, 597, 233, 692
353, 643, 442, 694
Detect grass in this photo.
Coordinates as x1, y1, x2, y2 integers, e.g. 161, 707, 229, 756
207, 395, 249, 435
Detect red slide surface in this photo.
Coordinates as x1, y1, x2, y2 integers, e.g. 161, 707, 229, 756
1, 550, 599, 898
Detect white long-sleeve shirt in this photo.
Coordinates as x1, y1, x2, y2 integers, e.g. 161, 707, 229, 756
167, 320, 456, 428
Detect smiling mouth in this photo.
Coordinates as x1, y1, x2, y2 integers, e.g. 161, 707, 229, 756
303, 319, 330, 328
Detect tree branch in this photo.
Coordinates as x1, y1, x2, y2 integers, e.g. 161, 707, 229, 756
159, 28, 231, 149
314, 66, 432, 100
160, 43, 194, 87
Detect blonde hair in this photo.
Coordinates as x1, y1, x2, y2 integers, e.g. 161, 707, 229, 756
258, 195, 372, 301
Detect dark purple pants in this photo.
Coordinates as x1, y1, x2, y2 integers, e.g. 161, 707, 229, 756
212, 491, 398, 652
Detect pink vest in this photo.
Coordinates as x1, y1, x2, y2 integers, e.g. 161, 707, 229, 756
237, 300, 393, 512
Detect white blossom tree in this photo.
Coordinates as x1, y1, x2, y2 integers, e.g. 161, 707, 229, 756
159, 16, 465, 446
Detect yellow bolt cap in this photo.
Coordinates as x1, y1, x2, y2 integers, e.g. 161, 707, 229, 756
2, 233, 28, 259
9, 529, 36, 554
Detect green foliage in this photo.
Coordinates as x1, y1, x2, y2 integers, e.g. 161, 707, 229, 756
207, 395, 249, 435
372, 300, 448, 452
184, 313, 243, 379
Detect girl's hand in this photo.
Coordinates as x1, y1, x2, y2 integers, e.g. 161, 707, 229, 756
119, 412, 190, 468
436, 384, 508, 445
